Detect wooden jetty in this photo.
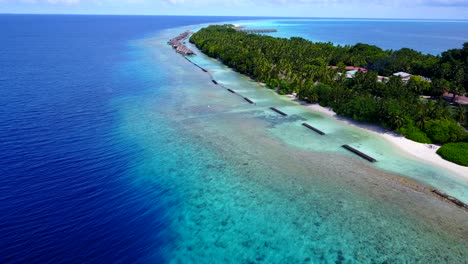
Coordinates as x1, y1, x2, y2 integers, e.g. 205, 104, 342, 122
176, 45, 195, 55
168, 31, 195, 55
243, 97, 254, 104
270, 107, 288, 116
167, 31, 190, 45
302, 123, 325, 135
342, 145, 377, 162
432, 189, 468, 209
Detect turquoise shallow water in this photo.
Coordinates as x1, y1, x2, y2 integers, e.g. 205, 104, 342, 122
182, 31, 468, 204
114, 25, 468, 263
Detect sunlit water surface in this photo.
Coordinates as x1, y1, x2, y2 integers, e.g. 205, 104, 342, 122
1, 16, 467, 263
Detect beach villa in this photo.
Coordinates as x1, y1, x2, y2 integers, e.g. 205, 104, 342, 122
330, 66, 368, 79
393, 72, 412, 82
345, 66, 368, 73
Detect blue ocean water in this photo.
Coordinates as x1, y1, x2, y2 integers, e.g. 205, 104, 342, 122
0, 15, 260, 263
1, 15, 467, 263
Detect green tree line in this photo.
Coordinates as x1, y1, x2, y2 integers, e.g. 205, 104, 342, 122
189, 25, 468, 147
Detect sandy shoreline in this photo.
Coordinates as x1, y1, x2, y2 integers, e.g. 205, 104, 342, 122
285, 95, 468, 182
183, 27, 468, 189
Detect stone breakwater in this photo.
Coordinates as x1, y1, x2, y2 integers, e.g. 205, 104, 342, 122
432, 189, 468, 209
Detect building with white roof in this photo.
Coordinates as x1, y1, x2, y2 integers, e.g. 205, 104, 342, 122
393, 72, 412, 82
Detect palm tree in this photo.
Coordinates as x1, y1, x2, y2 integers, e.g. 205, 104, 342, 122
414, 101, 430, 130
456, 105, 467, 125
450, 65, 466, 102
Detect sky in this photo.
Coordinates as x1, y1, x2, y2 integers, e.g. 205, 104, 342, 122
0, 0, 468, 19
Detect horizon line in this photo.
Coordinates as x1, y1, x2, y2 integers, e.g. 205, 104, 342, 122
1, 13, 468, 21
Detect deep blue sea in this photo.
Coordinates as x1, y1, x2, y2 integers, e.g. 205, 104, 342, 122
0, 15, 256, 263
1, 15, 467, 263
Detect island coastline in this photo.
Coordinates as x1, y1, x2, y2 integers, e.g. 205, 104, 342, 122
170, 28, 468, 209
288, 95, 468, 182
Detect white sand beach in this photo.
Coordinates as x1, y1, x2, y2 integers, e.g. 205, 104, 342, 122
286, 95, 468, 182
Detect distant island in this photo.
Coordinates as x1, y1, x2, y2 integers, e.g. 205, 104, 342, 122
189, 25, 468, 166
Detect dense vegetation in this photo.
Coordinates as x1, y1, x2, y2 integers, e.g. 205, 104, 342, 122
437, 143, 468, 166
190, 25, 468, 156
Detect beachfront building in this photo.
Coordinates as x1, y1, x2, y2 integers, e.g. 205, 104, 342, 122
330, 66, 368, 79
346, 70, 358, 79
377, 76, 390, 83
330, 66, 368, 73
345, 66, 368, 73
393, 72, 412, 82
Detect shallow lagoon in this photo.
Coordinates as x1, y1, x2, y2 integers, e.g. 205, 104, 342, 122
118, 25, 468, 263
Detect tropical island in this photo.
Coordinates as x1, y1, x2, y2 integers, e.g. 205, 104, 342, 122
189, 25, 468, 166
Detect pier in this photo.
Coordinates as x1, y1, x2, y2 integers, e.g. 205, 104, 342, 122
302, 123, 325, 135
270, 107, 288, 116
168, 31, 195, 55
342, 145, 377, 162
175, 45, 195, 55
432, 190, 468, 209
